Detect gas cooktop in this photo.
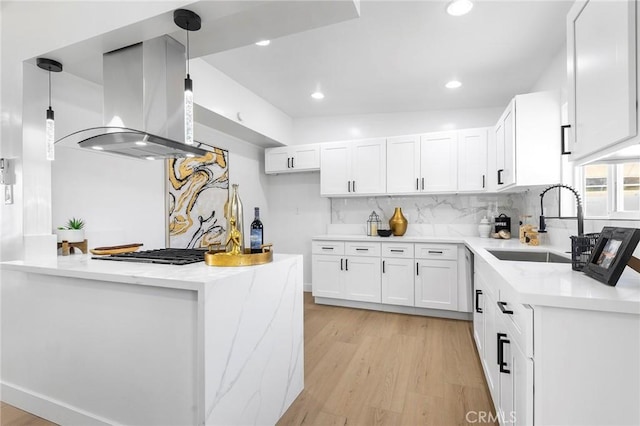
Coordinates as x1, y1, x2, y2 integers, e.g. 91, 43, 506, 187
92, 248, 206, 265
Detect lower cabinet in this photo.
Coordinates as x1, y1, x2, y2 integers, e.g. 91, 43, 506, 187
313, 239, 465, 314
475, 258, 533, 426
311, 241, 381, 303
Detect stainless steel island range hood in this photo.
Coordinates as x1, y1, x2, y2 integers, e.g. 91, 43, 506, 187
57, 35, 209, 159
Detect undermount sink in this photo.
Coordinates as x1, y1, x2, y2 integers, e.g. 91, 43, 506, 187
487, 250, 572, 264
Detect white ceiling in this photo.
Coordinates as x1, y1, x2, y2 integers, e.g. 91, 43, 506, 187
201, 0, 574, 118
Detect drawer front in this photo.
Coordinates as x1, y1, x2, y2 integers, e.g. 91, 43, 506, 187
312, 241, 345, 256
345, 242, 381, 257
496, 298, 533, 358
414, 243, 458, 260
382, 243, 414, 258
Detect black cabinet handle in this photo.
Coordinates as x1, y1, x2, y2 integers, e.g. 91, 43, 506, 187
382, 260, 385, 274
475, 290, 483, 313
497, 301, 514, 315
498, 333, 511, 374
321, 246, 334, 251
353, 181, 356, 192
291, 157, 295, 168
497, 169, 504, 185
416, 262, 419, 276
482, 174, 486, 188
355, 248, 369, 251
416, 178, 419, 190
561, 125, 572, 155
348, 181, 351, 192
345, 258, 348, 271
340, 258, 343, 271
390, 249, 404, 253
287, 158, 291, 168
421, 177, 425, 190
428, 250, 443, 254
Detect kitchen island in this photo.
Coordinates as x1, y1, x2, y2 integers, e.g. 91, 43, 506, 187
0, 253, 304, 425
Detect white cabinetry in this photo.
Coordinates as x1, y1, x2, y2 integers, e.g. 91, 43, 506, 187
494, 91, 561, 191
311, 241, 381, 303
420, 132, 458, 192
458, 128, 489, 191
567, 0, 638, 161
381, 242, 415, 307
265, 144, 319, 174
474, 258, 533, 426
386, 135, 421, 194
320, 139, 386, 196
414, 244, 458, 311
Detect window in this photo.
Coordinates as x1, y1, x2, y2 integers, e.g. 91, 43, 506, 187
582, 160, 640, 219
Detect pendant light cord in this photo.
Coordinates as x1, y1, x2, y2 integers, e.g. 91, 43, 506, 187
48, 69, 52, 109
186, 26, 190, 75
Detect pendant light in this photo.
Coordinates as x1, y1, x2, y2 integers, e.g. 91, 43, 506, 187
174, 9, 201, 146
36, 58, 63, 160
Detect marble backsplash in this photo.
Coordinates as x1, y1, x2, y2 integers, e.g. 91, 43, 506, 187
330, 193, 527, 237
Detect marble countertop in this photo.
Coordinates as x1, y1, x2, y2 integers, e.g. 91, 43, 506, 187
312, 234, 640, 314
0, 254, 301, 291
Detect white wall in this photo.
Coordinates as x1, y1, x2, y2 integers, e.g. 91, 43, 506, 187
291, 106, 504, 144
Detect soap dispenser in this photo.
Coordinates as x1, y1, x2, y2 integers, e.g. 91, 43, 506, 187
478, 217, 491, 238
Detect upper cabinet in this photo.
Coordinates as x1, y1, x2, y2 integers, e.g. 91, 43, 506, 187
320, 138, 386, 196
458, 128, 489, 192
387, 128, 488, 194
265, 144, 320, 174
567, 0, 638, 162
495, 91, 561, 191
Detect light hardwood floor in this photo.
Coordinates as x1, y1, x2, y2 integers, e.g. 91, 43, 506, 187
1, 293, 496, 426
277, 293, 497, 426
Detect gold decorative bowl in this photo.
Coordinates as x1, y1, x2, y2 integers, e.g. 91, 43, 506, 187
204, 244, 273, 267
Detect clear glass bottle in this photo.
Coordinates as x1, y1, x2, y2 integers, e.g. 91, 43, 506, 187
250, 207, 264, 253
226, 184, 245, 252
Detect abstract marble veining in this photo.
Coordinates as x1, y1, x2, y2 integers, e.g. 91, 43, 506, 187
331, 193, 526, 235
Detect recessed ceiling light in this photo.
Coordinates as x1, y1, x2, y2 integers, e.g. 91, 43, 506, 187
447, 0, 473, 16
145, 156, 155, 160
446, 80, 462, 89
255, 40, 270, 46
92, 146, 104, 151
135, 141, 147, 146
311, 91, 325, 100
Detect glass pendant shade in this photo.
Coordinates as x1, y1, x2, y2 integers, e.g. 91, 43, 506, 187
184, 75, 194, 145
46, 107, 55, 161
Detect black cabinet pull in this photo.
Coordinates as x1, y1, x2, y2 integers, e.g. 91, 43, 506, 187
497, 169, 504, 185
348, 181, 351, 192
475, 290, 483, 313
421, 177, 425, 190
498, 333, 510, 374
416, 262, 419, 276
353, 181, 356, 192
561, 124, 572, 155
390, 249, 404, 253
321, 246, 334, 250
482, 174, 486, 188
428, 250, 443, 254
382, 260, 385, 274
345, 258, 348, 271
497, 301, 514, 315
291, 157, 295, 168
287, 158, 291, 168
416, 178, 419, 190
355, 248, 368, 251
340, 258, 343, 271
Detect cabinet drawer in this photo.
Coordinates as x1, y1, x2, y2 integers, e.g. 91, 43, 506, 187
345, 242, 381, 257
312, 241, 345, 255
415, 243, 457, 260
382, 243, 414, 258
495, 298, 533, 358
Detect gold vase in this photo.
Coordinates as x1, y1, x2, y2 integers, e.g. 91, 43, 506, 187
389, 207, 408, 236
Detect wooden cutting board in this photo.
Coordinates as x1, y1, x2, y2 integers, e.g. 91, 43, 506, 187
90, 243, 143, 255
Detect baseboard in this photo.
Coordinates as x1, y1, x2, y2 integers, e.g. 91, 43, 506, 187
303, 283, 312, 292
1, 382, 112, 425
313, 297, 473, 321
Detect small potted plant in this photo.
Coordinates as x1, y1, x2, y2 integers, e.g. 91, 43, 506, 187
56, 217, 85, 243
